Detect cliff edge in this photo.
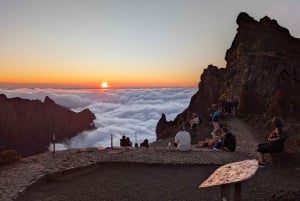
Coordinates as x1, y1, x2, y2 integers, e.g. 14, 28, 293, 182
156, 12, 300, 156
0, 94, 96, 156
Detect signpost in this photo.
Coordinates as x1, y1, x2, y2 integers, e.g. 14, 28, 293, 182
199, 159, 258, 201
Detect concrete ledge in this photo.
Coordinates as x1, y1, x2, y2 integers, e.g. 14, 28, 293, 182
0, 147, 253, 201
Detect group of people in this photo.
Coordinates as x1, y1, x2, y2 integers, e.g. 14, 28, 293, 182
173, 95, 285, 168
120, 135, 149, 148
120, 135, 132, 147
212, 126, 236, 152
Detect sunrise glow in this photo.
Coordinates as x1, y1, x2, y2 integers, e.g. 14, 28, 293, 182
1, 1, 300, 88
101, 82, 109, 89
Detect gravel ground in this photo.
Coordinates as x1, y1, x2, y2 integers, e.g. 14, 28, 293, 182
21, 162, 300, 201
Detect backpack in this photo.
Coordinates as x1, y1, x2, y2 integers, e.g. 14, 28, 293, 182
223, 132, 236, 152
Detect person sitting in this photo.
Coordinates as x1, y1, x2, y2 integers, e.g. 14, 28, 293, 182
213, 127, 236, 152
222, 127, 236, 152
189, 113, 201, 129
257, 117, 285, 168
125, 137, 132, 147
140, 139, 149, 147
212, 129, 224, 151
174, 124, 191, 151
120, 135, 127, 147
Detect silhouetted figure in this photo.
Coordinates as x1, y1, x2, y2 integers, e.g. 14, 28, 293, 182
231, 97, 239, 118
120, 135, 127, 147
140, 139, 149, 147
126, 137, 132, 147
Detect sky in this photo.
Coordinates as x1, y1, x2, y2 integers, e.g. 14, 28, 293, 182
0, 87, 197, 149
1, 0, 300, 88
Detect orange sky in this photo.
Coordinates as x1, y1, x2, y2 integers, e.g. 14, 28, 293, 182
1, 1, 300, 88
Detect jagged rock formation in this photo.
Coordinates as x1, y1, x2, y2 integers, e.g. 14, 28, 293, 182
156, 12, 300, 155
0, 94, 96, 156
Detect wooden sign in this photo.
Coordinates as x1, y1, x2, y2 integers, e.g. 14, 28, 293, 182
199, 159, 258, 188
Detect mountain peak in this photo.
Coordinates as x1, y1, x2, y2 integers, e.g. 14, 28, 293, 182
236, 12, 257, 26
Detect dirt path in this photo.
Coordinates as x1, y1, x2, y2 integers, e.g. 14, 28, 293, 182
227, 118, 258, 156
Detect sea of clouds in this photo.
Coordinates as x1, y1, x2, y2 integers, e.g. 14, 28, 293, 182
0, 87, 197, 150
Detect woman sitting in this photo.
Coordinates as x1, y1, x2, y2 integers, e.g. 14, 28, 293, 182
257, 117, 285, 168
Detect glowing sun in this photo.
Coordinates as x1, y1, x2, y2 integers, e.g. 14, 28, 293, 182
101, 82, 109, 89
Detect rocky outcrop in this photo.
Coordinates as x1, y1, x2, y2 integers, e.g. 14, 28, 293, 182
156, 12, 300, 154
0, 94, 96, 156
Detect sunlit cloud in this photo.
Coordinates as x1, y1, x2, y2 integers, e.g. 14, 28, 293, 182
0, 87, 196, 150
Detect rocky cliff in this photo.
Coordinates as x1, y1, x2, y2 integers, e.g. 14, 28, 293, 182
0, 94, 96, 156
156, 12, 300, 155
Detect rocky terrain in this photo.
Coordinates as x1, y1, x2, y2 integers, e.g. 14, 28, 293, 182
156, 12, 300, 159
0, 94, 96, 156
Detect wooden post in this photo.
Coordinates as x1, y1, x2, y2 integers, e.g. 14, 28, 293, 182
234, 182, 242, 201
52, 122, 56, 154
134, 132, 138, 148
111, 134, 113, 148
220, 184, 230, 201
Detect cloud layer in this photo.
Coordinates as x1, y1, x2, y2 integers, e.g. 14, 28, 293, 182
0, 87, 196, 149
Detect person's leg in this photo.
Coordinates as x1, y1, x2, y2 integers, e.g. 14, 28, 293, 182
257, 143, 271, 167
211, 121, 219, 136
257, 152, 264, 163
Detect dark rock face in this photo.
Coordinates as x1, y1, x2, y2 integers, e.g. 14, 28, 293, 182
156, 12, 300, 153
0, 94, 96, 156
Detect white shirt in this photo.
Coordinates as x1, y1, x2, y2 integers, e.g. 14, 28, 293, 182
175, 130, 191, 151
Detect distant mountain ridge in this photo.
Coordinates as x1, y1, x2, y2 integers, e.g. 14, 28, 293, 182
0, 94, 96, 156
156, 12, 300, 155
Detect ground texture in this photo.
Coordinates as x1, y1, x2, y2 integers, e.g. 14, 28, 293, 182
19, 119, 300, 201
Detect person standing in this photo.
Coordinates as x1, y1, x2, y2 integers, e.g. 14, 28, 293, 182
257, 117, 285, 168
174, 124, 191, 151
231, 97, 239, 118
211, 107, 222, 137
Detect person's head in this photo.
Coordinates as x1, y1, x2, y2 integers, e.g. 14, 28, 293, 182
122, 135, 126, 139
144, 139, 148, 144
272, 117, 284, 128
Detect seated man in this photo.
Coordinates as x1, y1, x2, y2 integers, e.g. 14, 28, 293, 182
174, 124, 191, 151
120, 135, 127, 147
140, 139, 149, 147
